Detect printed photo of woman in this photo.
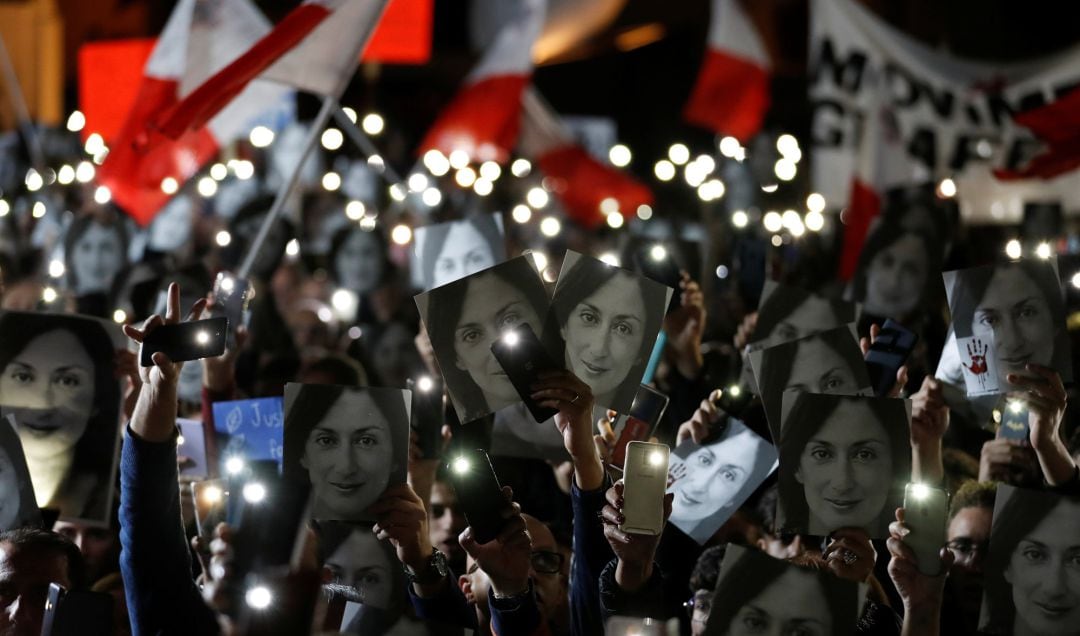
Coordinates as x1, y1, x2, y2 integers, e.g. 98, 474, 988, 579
412, 214, 505, 291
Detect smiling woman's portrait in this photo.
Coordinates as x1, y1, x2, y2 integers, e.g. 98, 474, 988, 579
63, 215, 129, 297
0, 312, 122, 523
283, 384, 409, 522
548, 251, 671, 413
777, 392, 910, 538
329, 226, 392, 296
416, 255, 551, 423
413, 214, 505, 291
946, 259, 1071, 389
981, 485, 1080, 636
667, 417, 777, 544
850, 221, 941, 322
0, 416, 41, 531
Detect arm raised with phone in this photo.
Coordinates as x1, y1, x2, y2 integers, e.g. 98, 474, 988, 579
599, 478, 674, 620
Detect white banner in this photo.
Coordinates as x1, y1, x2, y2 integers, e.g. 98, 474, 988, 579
810, 0, 1080, 222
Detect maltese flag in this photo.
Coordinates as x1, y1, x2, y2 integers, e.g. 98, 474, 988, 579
157, 0, 390, 138
683, 0, 771, 143
98, 0, 293, 226
417, 0, 546, 164
518, 87, 654, 229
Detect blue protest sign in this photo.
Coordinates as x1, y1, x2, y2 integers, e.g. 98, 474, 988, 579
212, 397, 284, 467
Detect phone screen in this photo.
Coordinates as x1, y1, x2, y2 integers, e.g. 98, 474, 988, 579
140, 317, 229, 366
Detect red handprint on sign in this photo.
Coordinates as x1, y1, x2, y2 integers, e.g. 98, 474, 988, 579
667, 462, 687, 488
965, 339, 989, 375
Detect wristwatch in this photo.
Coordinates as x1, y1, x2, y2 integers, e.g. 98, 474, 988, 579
403, 549, 449, 585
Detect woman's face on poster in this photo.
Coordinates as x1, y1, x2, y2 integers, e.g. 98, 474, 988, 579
670, 430, 758, 523
0, 444, 20, 529
336, 230, 383, 294
430, 222, 497, 289
796, 399, 893, 534
755, 296, 842, 351
452, 272, 543, 406
0, 329, 95, 460
971, 266, 1056, 386
725, 566, 833, 636
562, 272, 647, 401
784, 338, 861, 396
70, 222, 124, 295
1005, 499, 1080, 635
301, 391, 394, 520
864, 233, 928, 318
325, 529, 396, 609
372, 322, 422, 387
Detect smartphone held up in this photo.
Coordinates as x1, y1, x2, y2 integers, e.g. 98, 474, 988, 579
139, 316, 229, 366
445, 449, 506, 544
620, 441, 670, 536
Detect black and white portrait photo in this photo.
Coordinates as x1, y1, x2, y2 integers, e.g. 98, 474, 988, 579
283, 384, 410, 522
411, 213, 506, 291
702, 543, 862, 636
944, 258, 1072, 391
667, 417, 777, 545
980, 485, 1080, 635
0, 414, 41, 531
329, 224, 393, 296
317, 522, 408, 634
491, 403, 570, 462
547, 250, 672, 413
748, 324, 872, 443
749, 281, 858, 353
63, 215, 129, 297
848, 219, 942, 322
415, 255, 551, 423
0, 312, 123, 524
777, 392, 911, 539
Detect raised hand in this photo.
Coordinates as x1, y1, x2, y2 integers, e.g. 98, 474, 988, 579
860, 323, 909, 397
664, 272, 706, 378
675, 389, 724, 445
1007, 364, 1075, 485
532, 369, 603, 490
600, 480, 674, 592
887, 508, 954, 630
458, 486, 532, 598
823, 527, 877, 583
910, 377, 948, 484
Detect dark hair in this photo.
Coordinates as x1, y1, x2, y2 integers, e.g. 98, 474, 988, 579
0, 313, 120, 512
707, 546, 858, 635
328, 225, 393, 291
422, 257, 550, 422
315, 522, 406, 622
63, 216, 129, 293
948, 480, 997, 522
547, 256, 668, 408
689, 544, 729, 594
0, 527, 86, 589
754, 285, 851, 344
983, 486, 1079, 633
850, 222, 940, 320
418, 215, 504, 290
777, 393, 910, 536
282, 385, 409, 485
302, 354, 367, 386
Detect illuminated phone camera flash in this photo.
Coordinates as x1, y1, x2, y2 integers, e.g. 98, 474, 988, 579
649, 244, 667, 262
502, 331, 520, 347
1008, 399, 1025, 414
909, 483, 931, 501
177, 435, 185, 446
452, 457, 471, 475
245, 585, 273, 610
648, 450, 665, 466
196, 331, 210, 345
225, 456, 245, 475
242, 482, 267, 504
202, 485, 223, 504
727, 385, 742, 398
416, 376, 435, 392
218, 275, 235, 294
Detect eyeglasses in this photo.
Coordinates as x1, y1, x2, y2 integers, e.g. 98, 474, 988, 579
946, 538, 989, 560
466, 551, 565, 576
684, 591, 713, 620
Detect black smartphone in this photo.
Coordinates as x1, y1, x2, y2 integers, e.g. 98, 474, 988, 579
407, 376, 444, 459
490, 323, 562, 423
865, 319, 918, 396
212, 272, 251, 349
611, 385, 670, 467
633, 243, 681, 313
140, 316, 229, 366
445, 449, 506, 545
191, 479, 229, 542
445, 405, 492, 458
41, 583, 113, 636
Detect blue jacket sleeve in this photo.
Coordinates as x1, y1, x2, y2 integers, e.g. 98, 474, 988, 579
569, 474, 615, 636
489, 581, 548, 636
405, 570, 478, 630
119, 425, 220, 636
597, 558, 670, 622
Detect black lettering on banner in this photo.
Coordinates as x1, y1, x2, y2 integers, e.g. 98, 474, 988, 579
813, 38, 869, 94
1004, 137, 1045, 172
906, 127, 937, 170
949, 134, 996, 172
810, 99, 849, 147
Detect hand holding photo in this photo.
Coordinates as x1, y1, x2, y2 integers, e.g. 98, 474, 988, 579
411, 214, 506, 291
0, 414, 42, 531
777, 392, 911, 539
283, 384, 410, 522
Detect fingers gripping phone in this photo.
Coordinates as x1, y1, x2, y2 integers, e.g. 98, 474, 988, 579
139, 316, 229, 366
446, 449, 506, 544
998, 399, 1031, 441
490, 323, 562, 423
621, 441, 669, 536
611, 386, 670, 467
41, 583, 113, 636
903, 483, 949, 576
865, 319, 918, 396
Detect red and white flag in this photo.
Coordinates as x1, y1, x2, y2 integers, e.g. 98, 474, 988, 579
683, 0, 771, 143
417, 0, 546, 164
994, 85, 1080, 181
157, 0, 390, 138
518, 87, 653, 229
98, 0, 293, 225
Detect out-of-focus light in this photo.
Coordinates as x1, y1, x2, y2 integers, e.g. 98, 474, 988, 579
654, 160, 676, 181
285, 239, 300, 257
225, 456, 245, 475
331, 289, 358, 316
609, 144, 632, 167
408, 173, 429, 192
473, 178, 493, 196
1005, 239, 1022, 260
391, 224, 412, 245
388, 184, 406, 201
25, 169, 43, 192
76, 162, 95, 183
697, 179, 725, 202
452, 456, 470, 474
0, 200, 10, 217
455, 167, 477, 188
789, 219, 806, 237
937, 178, 957, 198
777, 134, 800, 158
763, 211, 783, 233
805, 210, 825, 232
201, 484, 223, 504
637, 204, 653, 220
449, 150, 470, 170
648, 451, 665, 466
606, 212, 625, 229
348, 326, 362, 340
234, 160, 254, 180
600, 197, 619, 215
715, 265, 729, 279
694, 155, 716, 174
242, 482, 266, 503
479, 161, 501, 181
249, 126, 274, 147
66, 111, 86, 132
529, 251, 548, 272
781, 209, 801, 229
684, 162, 708, 187
342, 107, 358, 123
1072, 272, 1080, 289
502, 330, 520, 347
57, 165, 75, 185
317, 306, 333, 323
422, 187, 442, 207
731, 210, 748, 228
94, 185, 112, 204
909, 483, 930, 501
526, 187, 549, 209
32, 201, 46, 218
359, 216, 377, 231
85, 133, 106, 155
42, 287, 58, 303
511, 158, 532, 177
423, 150, 450, 176
770, 235, 783, 247
216, 230, 232, 247
161, 177, 179, 194
113, 309, 128, 324
48, 259, 65, 278
361, 113, 385, 136
197, 177, 218, 197
761, 183, 778, 193
668, 143, 690, 165
209, 163, 228, 181
345, 200, 366, 220
598, 252, 621, 267
718, 136, 741, 158
650, 244, 667, 261
512, 204, 532, 224
539, 216, 561, 237
1036, 242, 1052, 259
321, 128, 344, 151
367, 155, 385, 172
774, 158, 797, 181
322, 172, 341, 191
807, 192, 826, 213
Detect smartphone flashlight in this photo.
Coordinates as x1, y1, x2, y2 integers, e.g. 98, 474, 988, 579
416, 376, 435, 392
452, 456, 471, 475
225, 456, 246, 475
1008, 399, 1026, 414
502, 331, 520, 347
242, 482, 267, 504
218, 275, 236, 294
202, 484, 224, 504
648, 451, 665, 467
909, 483, 931, 501
727, 385, 742, 398
245, 585, 273, 610
196, 331, 210, 345
649, 244, 667, 262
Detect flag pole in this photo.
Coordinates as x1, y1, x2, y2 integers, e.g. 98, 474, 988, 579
333, 107, 426, 218
0, 33, 48, 173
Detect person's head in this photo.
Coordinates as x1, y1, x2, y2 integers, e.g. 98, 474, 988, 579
369, 321, 422, 388
950, 260, 1068, 387
52, 521, 119, 587
330, 226, 390, 295
423, 257, 549, 419
428, 480, 466, 571
549, 257, 667, 407
286, 300, 338, 355
670, 426, 771, 526
522, 514, 564, 624
63, 216, 128, 296
226, 198, 295, 281
945, 480, 996, 626
687, 544, 728, 636
751, 285, 851, 352
420, 216, 503, 290
283, 386, 408, 521
983, 487, 1080, 635
753, 485, 807, 560
852, 223, 938, 320
0, 314, 119, 488
778, 394, 909, 536
0, 528, 85, 636
299, 354, 367, 387
707, 546, 857, 636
